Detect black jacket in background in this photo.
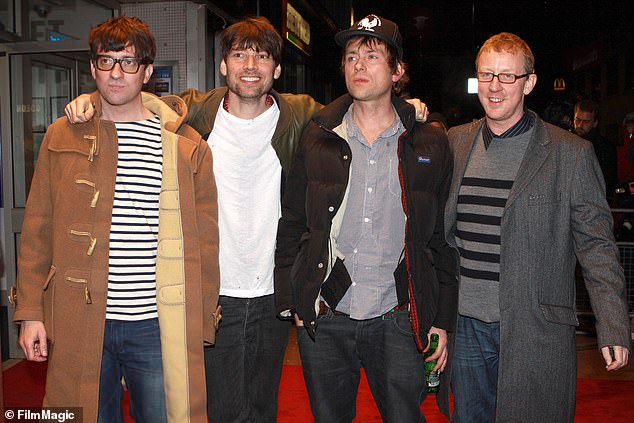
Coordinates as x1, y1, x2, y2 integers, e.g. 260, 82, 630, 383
582, 129, 618, 198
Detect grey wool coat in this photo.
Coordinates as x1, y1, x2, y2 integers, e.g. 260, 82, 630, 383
441, 111, 630, 422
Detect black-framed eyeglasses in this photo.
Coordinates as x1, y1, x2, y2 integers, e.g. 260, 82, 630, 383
94, 55, 145, 74
476, 72, 533, 84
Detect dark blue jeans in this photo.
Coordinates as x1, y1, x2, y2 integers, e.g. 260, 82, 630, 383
205, 294, 291, 422
97, 318, 167, 423
297, 309, 427, 423
451, 314, 500, 423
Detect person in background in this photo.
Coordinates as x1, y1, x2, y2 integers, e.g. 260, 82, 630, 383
618, 112, 634, 184
444, 32, 630, 423
573, 99, 617, 198
542, 98, 574, 131
275, 14, 458, 422
14, 16, 219, 423
65, 15, 430, 423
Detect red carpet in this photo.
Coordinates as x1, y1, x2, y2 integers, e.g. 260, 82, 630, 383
277, 365, 448, 422
4, 361, 634, 422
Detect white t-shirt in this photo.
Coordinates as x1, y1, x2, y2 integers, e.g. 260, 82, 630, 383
207, 100, 281, 297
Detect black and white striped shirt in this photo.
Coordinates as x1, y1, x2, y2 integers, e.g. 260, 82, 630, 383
106, 116, 162, 321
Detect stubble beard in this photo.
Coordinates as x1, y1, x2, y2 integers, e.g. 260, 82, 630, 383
227, 74, 273, 102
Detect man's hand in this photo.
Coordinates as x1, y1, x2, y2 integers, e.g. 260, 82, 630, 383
423, 326, 448, 372
18, 321, 48, 362
405, 98, 428, 122
601, 345, 630, 371
64, 94, 95, 123
294, 313, 304, 327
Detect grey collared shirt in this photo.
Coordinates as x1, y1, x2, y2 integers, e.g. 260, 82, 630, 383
334, 105, 406, 319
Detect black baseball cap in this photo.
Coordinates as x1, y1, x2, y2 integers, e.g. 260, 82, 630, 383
335, 14, 403, 59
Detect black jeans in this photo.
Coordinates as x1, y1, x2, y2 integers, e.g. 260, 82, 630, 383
297, 309, 427, 423
204, 294, 290, 422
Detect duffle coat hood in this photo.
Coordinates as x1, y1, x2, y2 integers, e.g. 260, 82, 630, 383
13, 91, 220, 423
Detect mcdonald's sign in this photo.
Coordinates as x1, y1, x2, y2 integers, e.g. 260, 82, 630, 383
553, 78, 566, 91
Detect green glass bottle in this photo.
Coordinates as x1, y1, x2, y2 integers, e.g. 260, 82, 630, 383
425, 333, 440, 394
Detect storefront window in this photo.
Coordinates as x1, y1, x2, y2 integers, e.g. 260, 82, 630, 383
10, 51, 94, 207
22, 0, 112, 41
0, 0, 12, 33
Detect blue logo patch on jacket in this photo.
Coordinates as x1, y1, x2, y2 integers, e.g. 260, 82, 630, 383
417, 156, 431, 163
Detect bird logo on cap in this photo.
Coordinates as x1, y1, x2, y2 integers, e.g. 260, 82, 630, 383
358, 14, 381, 32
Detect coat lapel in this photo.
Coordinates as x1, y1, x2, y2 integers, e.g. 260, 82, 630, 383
447, 112, 553, 232
446, 120, 483, 241
505, 115, 552, 209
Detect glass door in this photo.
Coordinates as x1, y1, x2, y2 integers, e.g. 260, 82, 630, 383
1, 42, 94, 359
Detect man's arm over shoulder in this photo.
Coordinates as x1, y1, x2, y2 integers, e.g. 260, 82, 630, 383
177, 88, 211, 110
64, 93, 95, 123
279, 93, 323, 130
177, 88, 226, 136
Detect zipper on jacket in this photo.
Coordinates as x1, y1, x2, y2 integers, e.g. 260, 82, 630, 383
317, 124, 341, 138
75, 179, 100, 208
396, 129, 426, 351
69, 229, 97, 256
65, 276, 92, 304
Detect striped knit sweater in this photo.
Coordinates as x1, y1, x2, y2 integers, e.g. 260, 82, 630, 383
456, 124, 534, 322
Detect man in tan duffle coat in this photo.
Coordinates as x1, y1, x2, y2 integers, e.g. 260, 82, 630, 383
12, 16, 219, 423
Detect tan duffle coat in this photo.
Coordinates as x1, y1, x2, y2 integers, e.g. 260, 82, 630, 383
13, 91, 220, 423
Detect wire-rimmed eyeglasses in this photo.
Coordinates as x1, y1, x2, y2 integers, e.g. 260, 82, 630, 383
476, 72, 533, 84
93, 55, 145, 74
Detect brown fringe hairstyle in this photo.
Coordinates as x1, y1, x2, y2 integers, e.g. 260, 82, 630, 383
89, 16, 156, 64
220, 16, 283, 66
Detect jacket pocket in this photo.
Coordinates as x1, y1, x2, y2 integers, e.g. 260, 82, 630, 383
64, 276, 93, 304
320, 258, 352, 309
42, 265, 56, 343
539, 303, 579, 326
49, 269, 94, 348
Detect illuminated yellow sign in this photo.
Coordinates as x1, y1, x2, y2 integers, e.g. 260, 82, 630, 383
553, 78, 566, 91
286, 3, 310, 54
